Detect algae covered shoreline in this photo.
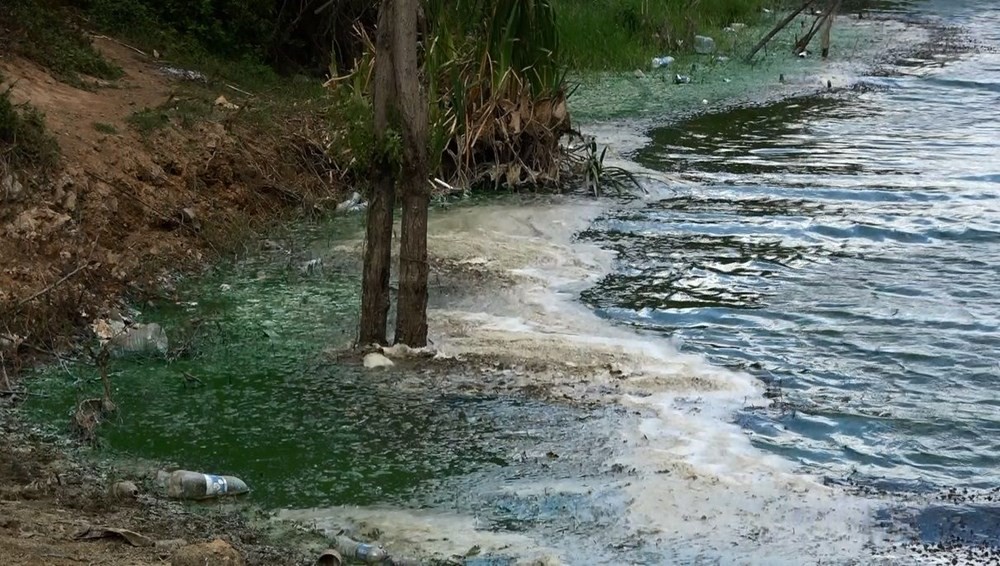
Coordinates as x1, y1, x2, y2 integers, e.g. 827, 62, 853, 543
1, 5, 958, 565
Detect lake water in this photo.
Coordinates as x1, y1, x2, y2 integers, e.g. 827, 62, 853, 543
585, 0, 1000, 495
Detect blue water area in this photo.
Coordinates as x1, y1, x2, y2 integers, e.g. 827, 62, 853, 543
582, 0, 1000, 496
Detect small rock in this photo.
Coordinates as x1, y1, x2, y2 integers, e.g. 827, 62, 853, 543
214, 95, 239, 111
363, 353, 394, 369
180, 207, 200, 230
157, 538, 188, 551
171, 538, 244, 566
2, 173, 24, 202
633, 69, 645, 79
111, 480, 139, 500
62, 189, 77, 212
9, 207, 71, 238
694, 35, 716, 54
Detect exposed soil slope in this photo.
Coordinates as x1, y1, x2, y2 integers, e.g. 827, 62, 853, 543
1, 37, 336, 358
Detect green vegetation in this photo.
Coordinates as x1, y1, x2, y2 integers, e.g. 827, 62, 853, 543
125, 107, 170, 136
555, 0, 779, 70
0, 0, 122, 85
92, 121, 118, 135
126, 98, 215, 137
0, 79, 59, 169
82, 0, 374, 84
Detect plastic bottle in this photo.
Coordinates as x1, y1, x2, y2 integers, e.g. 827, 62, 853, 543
110, 323, 169, 356
333, 535, 389, 564
164, 470, 250, 500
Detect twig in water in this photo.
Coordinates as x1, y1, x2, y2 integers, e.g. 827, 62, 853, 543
181, 371, 203, 386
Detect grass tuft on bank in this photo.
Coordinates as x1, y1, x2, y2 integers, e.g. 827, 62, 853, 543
0, 0, 122, 86
555, 0, 780, 70
0, 76, 60, 170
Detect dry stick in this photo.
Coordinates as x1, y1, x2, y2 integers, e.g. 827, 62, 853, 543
14, 263, 88, 309
225, 83, 254, 97
745, 0, 818, 62
90, 35, 149, 58
14, 236, 101, 311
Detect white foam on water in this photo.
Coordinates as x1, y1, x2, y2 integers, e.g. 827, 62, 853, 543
277, 505, 564, 565
291, 143, 890, 563
418, 196, 885, 563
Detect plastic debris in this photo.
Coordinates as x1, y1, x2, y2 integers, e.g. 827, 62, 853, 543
651, 56, 675, 69
163, 470, 250, 500
333, 535, 388, 564
363, 352, 394, 369
336, 191, 367, 213
694, 35, 716, 54
159, 66, 206, 82
109, 323, 169, 357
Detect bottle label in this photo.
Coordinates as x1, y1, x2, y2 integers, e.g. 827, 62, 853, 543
356, 544, 373, 560
204, 474, 228, 496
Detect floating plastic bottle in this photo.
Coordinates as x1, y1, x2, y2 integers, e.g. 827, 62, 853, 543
109, 323, 168, 357
164, 470, 250, 500
333, 535, 389, 564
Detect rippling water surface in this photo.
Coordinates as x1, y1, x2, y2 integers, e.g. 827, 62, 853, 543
584, 0, 1000, 492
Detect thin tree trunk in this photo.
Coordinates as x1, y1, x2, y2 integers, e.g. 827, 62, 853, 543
794, 0, 839, 55
391, 0, 430, 346
745, 0, 817, 62
820, 0, 842, 58
358, 2, 398, 347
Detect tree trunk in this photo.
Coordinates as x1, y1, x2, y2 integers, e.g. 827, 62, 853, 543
358, 2, 398, 347
395, 182, 430, 345
391, 0, 430, 346
820, 0, 841, 58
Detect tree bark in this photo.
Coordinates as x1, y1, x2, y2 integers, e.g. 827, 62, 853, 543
392, 0, 430, 346
358, 2, 398, 347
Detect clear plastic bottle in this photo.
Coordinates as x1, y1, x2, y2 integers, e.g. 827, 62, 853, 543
334, 535, 389, 564
164, 470, 250, 499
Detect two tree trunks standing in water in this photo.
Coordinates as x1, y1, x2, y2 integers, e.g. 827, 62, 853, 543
359, 0, 430, 347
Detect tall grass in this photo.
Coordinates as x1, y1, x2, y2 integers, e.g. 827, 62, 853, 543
555, 0, 780, 70
334, 0, 572, 191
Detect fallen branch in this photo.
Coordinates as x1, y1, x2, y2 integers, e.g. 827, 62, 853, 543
91, 35, 149, 58
15, 263, 89, 309
226, 83, 254, 97
746, 0, 817, 62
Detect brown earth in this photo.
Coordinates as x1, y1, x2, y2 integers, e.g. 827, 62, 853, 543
0, 35, 342, 364
1, 35, 343, 566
